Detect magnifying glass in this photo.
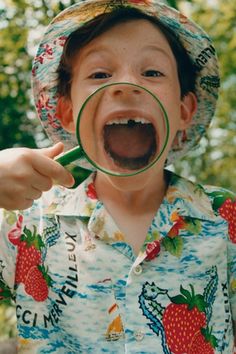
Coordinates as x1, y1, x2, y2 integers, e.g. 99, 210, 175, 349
56, 82, 169, 177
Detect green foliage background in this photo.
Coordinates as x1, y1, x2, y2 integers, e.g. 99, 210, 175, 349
0, 0, 235, 341
174, 0, 236, 190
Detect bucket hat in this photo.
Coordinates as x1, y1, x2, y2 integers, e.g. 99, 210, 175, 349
32, 0, 220, 169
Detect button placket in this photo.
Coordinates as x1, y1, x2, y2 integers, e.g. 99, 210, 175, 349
133, 264, 143, 275
134, 330, 145, 342
130, 251, 146, 277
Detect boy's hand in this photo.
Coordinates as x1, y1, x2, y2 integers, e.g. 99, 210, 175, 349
0, 142, 75, 210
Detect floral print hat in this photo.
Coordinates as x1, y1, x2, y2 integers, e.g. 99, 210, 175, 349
32, 0, 220, 169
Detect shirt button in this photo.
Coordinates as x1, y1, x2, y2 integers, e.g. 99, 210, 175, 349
134, 330, 145, 341
133, 264, 143, 275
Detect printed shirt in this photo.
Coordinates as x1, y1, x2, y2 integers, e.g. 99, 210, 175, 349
0, 170, 235, 354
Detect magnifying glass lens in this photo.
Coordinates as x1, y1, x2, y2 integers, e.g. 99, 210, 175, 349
77, 83, 169, 176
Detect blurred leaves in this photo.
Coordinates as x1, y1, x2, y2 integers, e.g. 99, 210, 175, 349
0, 0, 77, 149
174, 0, 236, 191
0, 2, 36, 148
0, 304, 17, 340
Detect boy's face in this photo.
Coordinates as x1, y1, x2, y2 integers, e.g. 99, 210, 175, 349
61, 19, 196, 185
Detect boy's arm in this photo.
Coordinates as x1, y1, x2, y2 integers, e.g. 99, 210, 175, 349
0, 143, 74, 210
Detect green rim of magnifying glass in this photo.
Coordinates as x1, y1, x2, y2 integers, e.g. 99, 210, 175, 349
76, 82, 170, 177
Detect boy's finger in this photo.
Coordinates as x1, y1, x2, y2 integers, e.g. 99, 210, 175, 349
31, 172, 53, 192
26, 187, 43, 201
32, 154, 75, 188
40, 142, 65, 159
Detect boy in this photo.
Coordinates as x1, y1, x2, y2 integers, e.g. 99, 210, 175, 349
0, 0, 235, 353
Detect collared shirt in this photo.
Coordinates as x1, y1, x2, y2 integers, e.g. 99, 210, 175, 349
0, 171, 235, 353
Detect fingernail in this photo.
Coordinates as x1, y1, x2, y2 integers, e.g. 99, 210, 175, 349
64, 176, 75, 188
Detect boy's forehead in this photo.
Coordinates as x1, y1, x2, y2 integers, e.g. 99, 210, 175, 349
87, 18, 170, 43
76, 19, 175, 60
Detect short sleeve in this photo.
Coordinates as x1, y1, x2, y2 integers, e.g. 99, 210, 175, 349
204, 185, 236, 320
216, 191, 236, 320
228, 241, 236, 320
0, 209, 19, 302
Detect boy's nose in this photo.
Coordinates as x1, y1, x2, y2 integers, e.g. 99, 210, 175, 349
108, 82, 142, 97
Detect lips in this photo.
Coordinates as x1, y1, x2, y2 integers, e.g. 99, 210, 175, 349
103, 116, 157, 170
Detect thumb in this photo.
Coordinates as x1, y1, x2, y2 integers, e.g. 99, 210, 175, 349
41, 142, 65, 159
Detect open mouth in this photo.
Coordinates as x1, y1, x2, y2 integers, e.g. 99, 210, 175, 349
103, 118, 157, 170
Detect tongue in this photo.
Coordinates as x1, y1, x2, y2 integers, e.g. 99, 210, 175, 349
103, 121, 157, 170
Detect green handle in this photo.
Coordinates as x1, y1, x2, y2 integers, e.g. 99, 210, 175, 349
56, 146, 84, 166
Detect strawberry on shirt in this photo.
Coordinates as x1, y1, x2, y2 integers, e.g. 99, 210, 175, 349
218, 198, 236, 243
167, 212, 186, 237
25, 265, 52, 302
145, 240, 161, 261
15, 240, 42, 284
167, 212, 201, 238
12, 225, 45, 284
162, 212, 202, 258
162, 285, 209, 354
8, 218, 51, 301
188, 328, 217, 354
206, 190, 236, 243
86, 182, 97, 200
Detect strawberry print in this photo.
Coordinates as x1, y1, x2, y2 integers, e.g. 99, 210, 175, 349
15, 240, 42, 284
161, 211, 202, 258
8, 219, 50, 301
188, 328, 217, 354
168, 212, 201, 238
11, 225, 44, 284
218, 198, 236, 243
145, 240, 161, 261
162, 285, 207, 354
141, 230, 161, 260
86, 182, 97, 199
139, 268, 219, 353
25, 265, 51, 302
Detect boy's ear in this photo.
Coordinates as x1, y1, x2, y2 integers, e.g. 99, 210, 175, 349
179, 92, 198, 130
56, 96, 75, 133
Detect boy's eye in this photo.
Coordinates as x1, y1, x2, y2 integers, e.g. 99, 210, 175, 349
90, 72, 111, 79
143, 70, 163, 77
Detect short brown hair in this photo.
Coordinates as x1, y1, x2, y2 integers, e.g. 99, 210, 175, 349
57, 7, 197, 99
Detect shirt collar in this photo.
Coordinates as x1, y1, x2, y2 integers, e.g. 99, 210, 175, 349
164, 170, 217, 221
42, 173, 97, 218
43, 170, 217, 222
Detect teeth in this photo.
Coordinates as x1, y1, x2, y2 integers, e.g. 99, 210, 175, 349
106, 117, 150, 125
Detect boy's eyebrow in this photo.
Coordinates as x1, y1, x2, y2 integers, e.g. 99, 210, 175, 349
143, 45, 175, 63
80, 46, 111, 59
81, 44, 174, 62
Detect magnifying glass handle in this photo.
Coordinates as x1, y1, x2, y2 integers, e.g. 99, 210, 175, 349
56, 146, 83, 166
